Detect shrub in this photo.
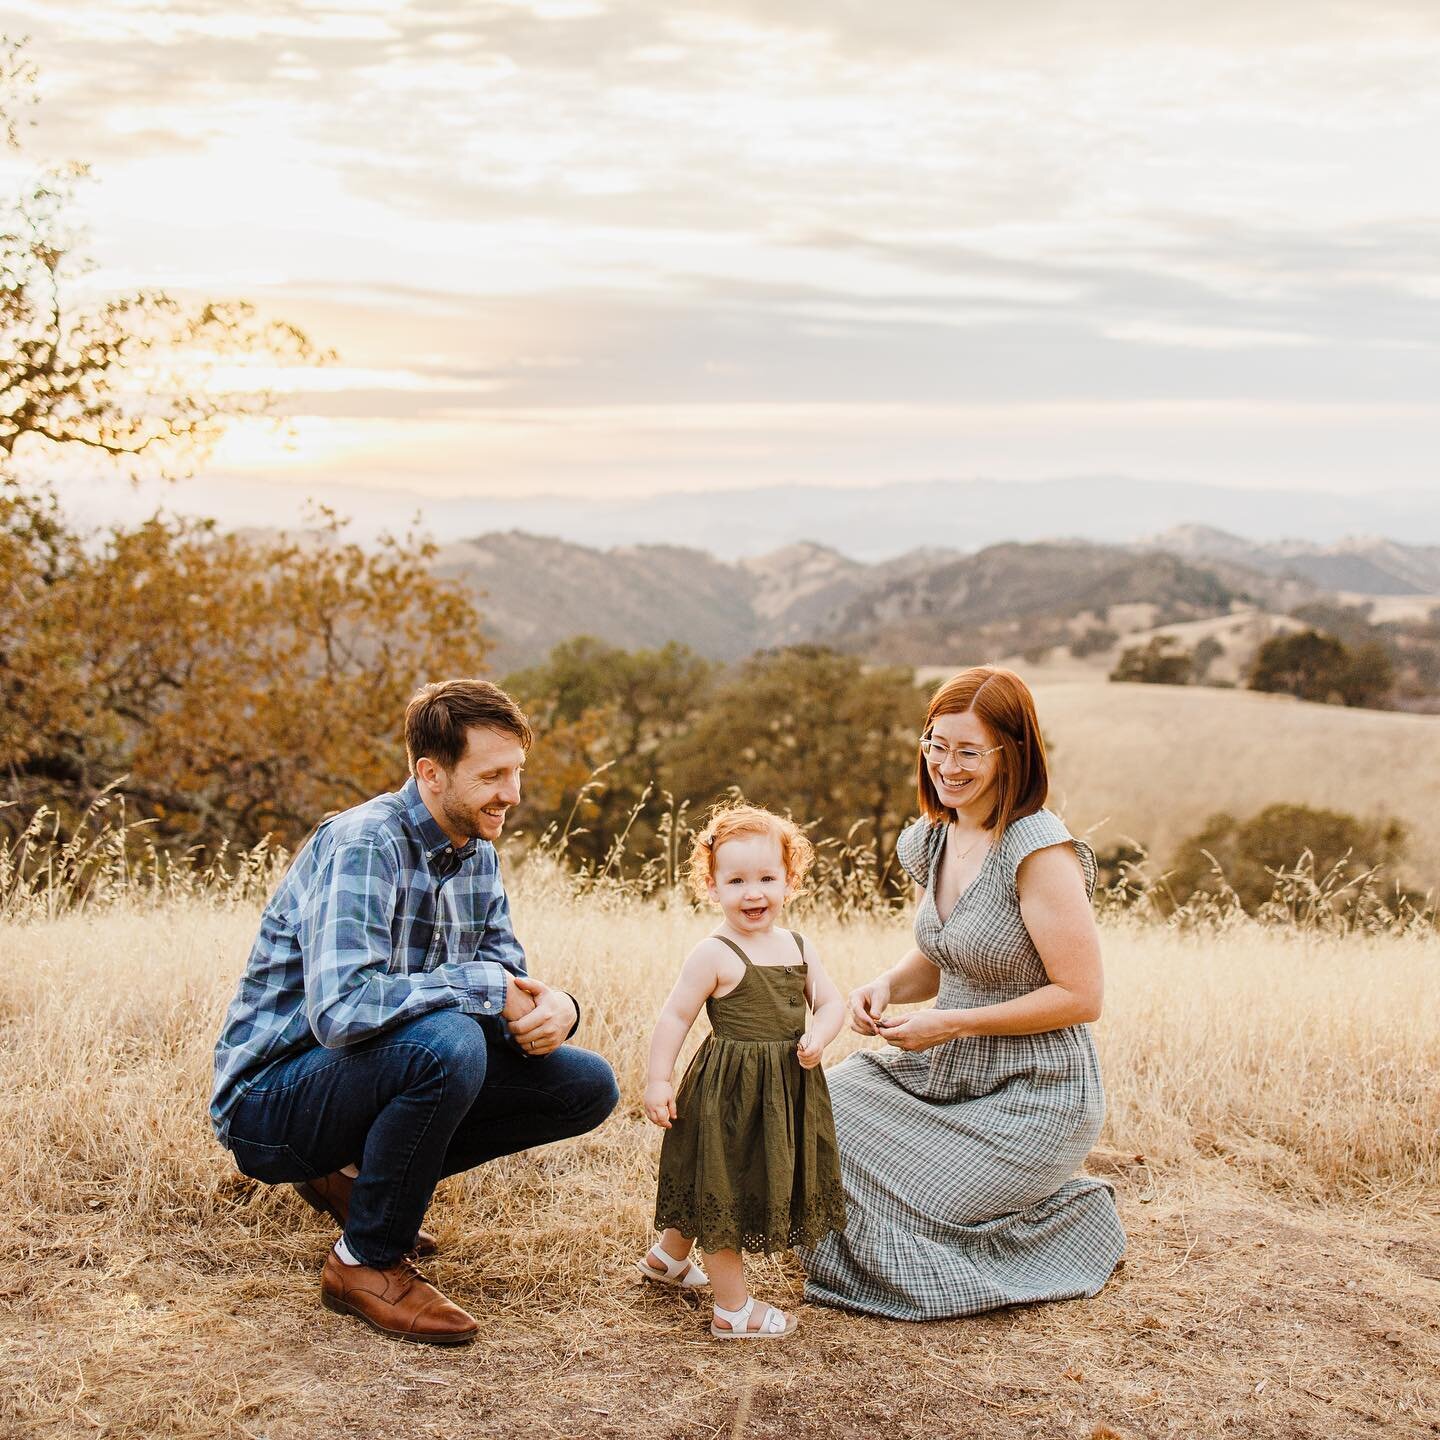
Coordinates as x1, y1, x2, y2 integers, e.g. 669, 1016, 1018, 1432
1069, 625, 1118, 658
1167, 803, 1408, 915
1110, 635, 1193, 685
1249, 630, 1394, 708
1192, 635, 1224, 681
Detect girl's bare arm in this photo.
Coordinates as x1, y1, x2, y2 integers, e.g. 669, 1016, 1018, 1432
643, 942, 721, 1125
797, 946, 846, 1066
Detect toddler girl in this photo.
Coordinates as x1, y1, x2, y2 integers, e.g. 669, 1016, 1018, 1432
636, 803, 847, 1338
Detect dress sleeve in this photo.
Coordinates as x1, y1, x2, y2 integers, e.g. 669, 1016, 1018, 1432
894, 817, 938, 890
1003, 810, 1097, 901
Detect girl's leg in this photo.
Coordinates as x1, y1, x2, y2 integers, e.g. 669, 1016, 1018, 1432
706, 1248, 747, 1311
637, 1229, 708, 1286
708, 1248, 795, 1335
657, 1228, 692, 1260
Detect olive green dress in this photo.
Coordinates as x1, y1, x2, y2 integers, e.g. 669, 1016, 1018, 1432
654, 932, 846, 1255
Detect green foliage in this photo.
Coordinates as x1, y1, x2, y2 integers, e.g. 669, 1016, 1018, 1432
505, 642, 928, 883
1110, 635, 1193, 685
503, 637, 714, 867
664, 646, 928, 866
1191, 635, 1224, 681
1167, 803, 1408, 915
1288, 602, 1440, 709
1249, 630, 1394, 708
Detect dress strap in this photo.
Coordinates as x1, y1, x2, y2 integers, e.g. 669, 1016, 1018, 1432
790, 931, 806, 960
713, 934, 752, 966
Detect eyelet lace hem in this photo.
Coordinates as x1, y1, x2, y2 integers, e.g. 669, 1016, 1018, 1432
655, 1183, 847, 1256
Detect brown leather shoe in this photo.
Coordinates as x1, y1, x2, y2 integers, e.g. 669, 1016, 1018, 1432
294, 1170, 439, 1258
321, 1251, 478, 1346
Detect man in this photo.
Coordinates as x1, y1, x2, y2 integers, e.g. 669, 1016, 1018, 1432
210, 679, 618, 1345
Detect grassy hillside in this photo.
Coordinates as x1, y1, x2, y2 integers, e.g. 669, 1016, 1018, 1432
3, 872, 1436, 1438
833, 544, 1272, 666
432, 532, 762, 670
1026, 681, 1440, 894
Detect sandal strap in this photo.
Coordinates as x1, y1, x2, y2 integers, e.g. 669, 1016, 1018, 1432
712, 1297, 756, 1332
649, 1244, 706, 1283
714, 1296, 787, 1333
647, 1245, 685, 1278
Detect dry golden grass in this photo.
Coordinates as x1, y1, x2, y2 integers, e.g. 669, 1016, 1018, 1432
3, 867, 1438, 1439
1028, 680, 1440, 895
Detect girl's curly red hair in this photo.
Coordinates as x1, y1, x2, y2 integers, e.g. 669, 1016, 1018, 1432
686, 802, 815, 904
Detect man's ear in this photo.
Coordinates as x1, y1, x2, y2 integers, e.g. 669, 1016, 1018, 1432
415, 757, 441, 792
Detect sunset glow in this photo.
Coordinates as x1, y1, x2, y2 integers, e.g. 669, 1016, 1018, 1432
9, 0, 1439, 534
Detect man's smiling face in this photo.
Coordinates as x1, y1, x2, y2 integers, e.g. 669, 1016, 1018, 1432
421, 725, 526, 846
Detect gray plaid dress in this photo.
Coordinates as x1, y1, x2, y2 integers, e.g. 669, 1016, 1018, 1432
799, 809, 1126, 1320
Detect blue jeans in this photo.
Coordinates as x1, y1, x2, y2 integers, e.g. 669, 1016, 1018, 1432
227, 1011, 619, 1267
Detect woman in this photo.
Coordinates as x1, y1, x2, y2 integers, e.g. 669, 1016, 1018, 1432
800, 666, 1125, 1319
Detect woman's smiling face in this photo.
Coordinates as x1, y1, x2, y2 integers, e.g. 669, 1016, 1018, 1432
924, 709, 1002, 820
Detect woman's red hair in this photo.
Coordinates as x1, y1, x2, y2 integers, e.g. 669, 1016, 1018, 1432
916, 667, 1048, 832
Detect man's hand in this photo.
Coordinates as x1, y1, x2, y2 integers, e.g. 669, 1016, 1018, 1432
501, 973, 538, 1023
507, 976, 577, 1058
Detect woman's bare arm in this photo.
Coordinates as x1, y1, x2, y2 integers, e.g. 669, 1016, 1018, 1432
879, 846, 1102, 1051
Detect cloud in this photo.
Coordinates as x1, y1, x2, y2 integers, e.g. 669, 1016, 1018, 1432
8, 1, 1440, 502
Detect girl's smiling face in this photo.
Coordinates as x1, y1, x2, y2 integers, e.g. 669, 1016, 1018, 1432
924, 708, 1002, 821
707, 831, 790, 934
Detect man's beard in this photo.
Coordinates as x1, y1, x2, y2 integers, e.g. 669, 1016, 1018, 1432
440, 793, 493, 841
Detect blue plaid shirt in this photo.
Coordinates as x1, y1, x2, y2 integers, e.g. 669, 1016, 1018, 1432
210, 777, 528, 1146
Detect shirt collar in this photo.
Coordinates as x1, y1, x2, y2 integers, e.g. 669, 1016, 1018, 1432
400, 776, 478, 864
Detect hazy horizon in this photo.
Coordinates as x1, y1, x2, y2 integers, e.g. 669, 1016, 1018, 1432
48, 471, 1440, 563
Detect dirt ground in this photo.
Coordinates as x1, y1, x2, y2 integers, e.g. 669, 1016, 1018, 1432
6, 1153, 1438, 1440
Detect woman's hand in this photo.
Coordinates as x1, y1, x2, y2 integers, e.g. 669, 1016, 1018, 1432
848, 977, 893, 1035
643, 1080, 677, 1128
876, 1008, 962, 1053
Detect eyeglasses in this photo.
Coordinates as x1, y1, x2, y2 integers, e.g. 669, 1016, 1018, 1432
919, 737, 1002, 771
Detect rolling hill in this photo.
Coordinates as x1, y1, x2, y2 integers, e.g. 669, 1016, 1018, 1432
1028, 680, 1440, 895
437, 532, 1311, 670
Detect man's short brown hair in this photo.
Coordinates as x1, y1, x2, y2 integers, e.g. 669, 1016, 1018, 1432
404, 679, 533, 773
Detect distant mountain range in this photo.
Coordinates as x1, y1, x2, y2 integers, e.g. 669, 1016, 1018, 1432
1140, 525, 1440, 596
390, 476, 1440, 560
435, 526, 1440, 671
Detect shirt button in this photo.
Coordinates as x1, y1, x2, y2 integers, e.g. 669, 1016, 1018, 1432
482, 1001, 494, 1011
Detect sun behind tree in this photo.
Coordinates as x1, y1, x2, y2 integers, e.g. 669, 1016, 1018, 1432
0, 39, 489, 854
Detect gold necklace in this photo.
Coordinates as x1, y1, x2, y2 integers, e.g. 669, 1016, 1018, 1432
947, 825, 989, 869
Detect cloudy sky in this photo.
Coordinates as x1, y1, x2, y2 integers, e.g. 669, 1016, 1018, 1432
8, 1, 1440, 533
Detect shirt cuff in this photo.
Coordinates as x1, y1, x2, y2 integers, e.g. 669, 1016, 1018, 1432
455, 960, 511, 1019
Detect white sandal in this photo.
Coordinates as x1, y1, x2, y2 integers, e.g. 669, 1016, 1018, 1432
710, 1296, 797, 1340
634, 1243, 710, 1290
